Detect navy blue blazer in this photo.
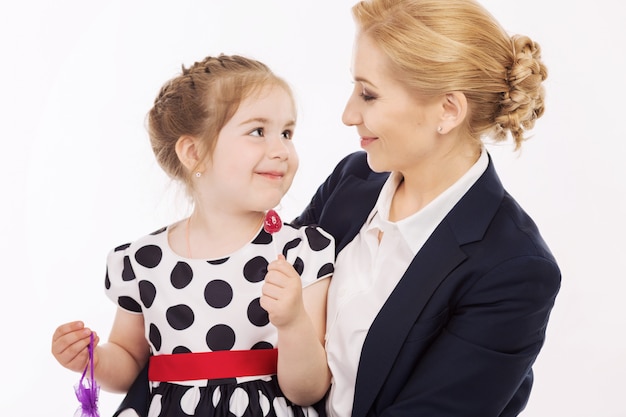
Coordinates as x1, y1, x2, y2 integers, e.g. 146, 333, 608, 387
292, 151, 561, 417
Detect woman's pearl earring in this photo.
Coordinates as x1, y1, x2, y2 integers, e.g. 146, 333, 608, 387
437, 126, 443, 133
195, 172, 202, 178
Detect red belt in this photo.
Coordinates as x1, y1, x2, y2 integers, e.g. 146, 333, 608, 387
148, 349, 278, 382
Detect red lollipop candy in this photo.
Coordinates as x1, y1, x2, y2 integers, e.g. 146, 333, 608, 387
263, 209, 283, 234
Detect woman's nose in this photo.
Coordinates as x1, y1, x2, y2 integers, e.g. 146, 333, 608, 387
342, 94, 361, 127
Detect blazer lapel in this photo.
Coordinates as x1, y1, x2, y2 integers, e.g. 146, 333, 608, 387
319, 171, 388, 254
352, 223, 467, 417
351, 156, 505, 417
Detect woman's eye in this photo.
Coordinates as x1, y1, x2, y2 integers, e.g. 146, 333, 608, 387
282, 130, 293, 140
360, 89, 376, 102
250, 128, 264, 137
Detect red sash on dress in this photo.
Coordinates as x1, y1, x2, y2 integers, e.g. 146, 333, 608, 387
148, 349, 278, 382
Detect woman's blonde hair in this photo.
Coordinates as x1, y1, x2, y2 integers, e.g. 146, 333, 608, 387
352, 0, 547, 148
148, 54, 293, 189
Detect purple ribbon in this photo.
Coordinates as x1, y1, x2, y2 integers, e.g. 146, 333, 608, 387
74, 332, 100, 417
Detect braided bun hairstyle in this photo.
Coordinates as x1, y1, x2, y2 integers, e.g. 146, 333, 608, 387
148, 54, 293, 188
352, 0, 547, 149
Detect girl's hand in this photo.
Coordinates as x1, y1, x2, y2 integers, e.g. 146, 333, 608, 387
261, 255, 306, 329
51, 321, 100, 373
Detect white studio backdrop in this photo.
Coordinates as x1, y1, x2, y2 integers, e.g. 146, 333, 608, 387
1, 1, 624, 416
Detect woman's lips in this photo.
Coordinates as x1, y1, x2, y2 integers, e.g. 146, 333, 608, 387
360, 136, 378, 148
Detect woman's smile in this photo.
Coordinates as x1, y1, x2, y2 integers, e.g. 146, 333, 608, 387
360, 136, 378, 148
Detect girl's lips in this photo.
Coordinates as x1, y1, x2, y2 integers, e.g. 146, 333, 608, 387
360, 136, 378, 148
257, 171, 284, 180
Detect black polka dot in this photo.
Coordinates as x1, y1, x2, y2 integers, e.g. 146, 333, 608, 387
293, 257, 304, 276
118, 296, 141, 312
114, 243, 130, 252
317, 263, 335, 278
243, 256, 268, 283
122, 256, 136, 281
150, 227, 167, 236
171, 261, 193, 289
247, 297, 270, 327
166, 304, 195, 330
172, 345, 191, 354
282, 238, 301, 258
149, 323, 162, 351
252, 231, 272, 245
206, 324, 236, 351
139, 280, 157, 308
208, 257, 229, 265
104, 270, 111, 290
135, 245, 163, 268
305, 227, 332, 251
204, 280, 233, 308
251, 341, 273, 350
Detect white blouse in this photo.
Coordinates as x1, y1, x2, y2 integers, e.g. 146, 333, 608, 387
325, 148, 488, 417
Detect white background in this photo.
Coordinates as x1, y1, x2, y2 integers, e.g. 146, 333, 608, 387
1, 1, 625, 416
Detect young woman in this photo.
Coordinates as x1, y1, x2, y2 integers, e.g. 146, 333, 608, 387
294, 0, 560, 415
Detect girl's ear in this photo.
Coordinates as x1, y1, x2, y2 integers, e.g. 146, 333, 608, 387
437, 91, 468, 134
175, 135, 204, 174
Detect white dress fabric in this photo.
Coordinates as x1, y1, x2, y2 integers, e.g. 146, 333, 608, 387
105, 222, 334, 417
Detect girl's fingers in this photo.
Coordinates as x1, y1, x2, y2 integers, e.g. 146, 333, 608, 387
52, 320, 84, 342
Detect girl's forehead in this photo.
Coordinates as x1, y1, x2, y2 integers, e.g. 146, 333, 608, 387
230, 85, 297, 123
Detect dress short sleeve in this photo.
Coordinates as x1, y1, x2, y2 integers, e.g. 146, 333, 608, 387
282, 224, 335, 288
104, 242, 143, 314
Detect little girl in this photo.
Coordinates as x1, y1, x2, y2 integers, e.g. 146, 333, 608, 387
51, 54, 334, 417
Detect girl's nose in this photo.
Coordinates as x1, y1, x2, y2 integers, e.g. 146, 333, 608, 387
267, 136, 289, 160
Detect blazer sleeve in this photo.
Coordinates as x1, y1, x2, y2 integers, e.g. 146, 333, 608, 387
378, 255, 560, 416
292, 151, 372, 227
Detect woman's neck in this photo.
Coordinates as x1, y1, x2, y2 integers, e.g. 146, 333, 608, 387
389, 145, 481, 222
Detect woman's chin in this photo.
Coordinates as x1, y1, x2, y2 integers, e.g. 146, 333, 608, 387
365, 154, 391, 173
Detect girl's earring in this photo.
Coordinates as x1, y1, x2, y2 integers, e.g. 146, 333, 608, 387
437, 126, 443, 133
195, 172, 202, 178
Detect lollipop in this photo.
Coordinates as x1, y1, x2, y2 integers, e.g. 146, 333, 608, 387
264, 209, 283, 256
263, 209, 283, 234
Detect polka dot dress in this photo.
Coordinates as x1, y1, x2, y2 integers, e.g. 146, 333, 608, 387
105, 222, 335, 417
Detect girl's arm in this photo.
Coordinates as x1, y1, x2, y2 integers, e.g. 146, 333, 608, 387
95, 308, 150, 392
261, 255, 331, 406
52, 308, 150, 394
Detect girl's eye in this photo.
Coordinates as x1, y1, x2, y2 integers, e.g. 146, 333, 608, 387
281, 130, 293, 140
250, 128, 264, 137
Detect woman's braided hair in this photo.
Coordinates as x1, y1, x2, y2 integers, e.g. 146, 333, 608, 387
352, 0, 548, 149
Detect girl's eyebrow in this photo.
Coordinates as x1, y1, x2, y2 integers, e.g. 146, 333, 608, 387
239, 117, 269, 126
239, 117, 296, 128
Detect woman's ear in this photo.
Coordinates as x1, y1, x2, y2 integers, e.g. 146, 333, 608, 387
437, 91, 467, 134
175, 135, 204, 174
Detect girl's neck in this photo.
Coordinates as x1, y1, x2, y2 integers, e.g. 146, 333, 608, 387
177, 210, 266, 259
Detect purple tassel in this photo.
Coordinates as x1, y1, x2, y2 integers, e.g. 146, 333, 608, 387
74, 333, 100, 417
